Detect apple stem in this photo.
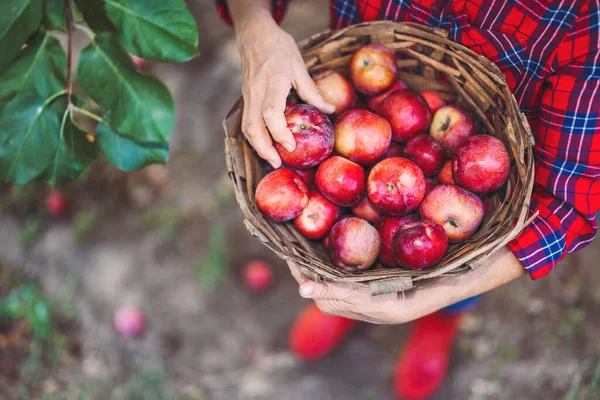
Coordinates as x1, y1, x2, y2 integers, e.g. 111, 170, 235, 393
441, 117, 451, 132
386, 184, 395, 192
448, 218, 459, 227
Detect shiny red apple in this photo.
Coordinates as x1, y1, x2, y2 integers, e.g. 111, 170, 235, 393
453, 135, 510, 193
316, 156, 366, 207
404, 134, 445, 176
367, 157, 426, 216
391, 220, 448, 270
437, 160, 455, 185
349, 44, 397, 96
367, 79, 408, 112
420, 184, 484, 242
256, 168, 309, 221
329, 217, 381, 272
379, 89, 432, 143
313, 70, 357, 115
430, 105, 476, 155
294, 190, 342, 239
351, 197, 381, 223
420, 91, 446, 113
275, 104, 334, 169
375, 215, 418, 266
334, 109, 392, 165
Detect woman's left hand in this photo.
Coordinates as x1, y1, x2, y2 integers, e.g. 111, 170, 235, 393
287, 245, 526, 324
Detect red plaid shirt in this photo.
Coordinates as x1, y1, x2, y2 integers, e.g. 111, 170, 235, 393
217, 0, 600, 280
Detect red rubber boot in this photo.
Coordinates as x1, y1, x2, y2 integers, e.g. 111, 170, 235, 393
394, 311, 463, 400
289, 303, 359, 361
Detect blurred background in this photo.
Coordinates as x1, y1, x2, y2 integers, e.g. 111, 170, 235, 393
1, 1, 599, 399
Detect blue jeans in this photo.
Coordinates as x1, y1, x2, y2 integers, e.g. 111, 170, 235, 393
441, 295, 481, 314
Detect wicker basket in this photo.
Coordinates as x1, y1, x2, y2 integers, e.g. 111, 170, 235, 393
224, 21, 535, 295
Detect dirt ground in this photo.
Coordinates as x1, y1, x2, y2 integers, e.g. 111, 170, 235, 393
1, 1, 600, 399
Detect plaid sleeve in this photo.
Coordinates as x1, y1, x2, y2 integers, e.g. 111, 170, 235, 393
215, 0, 292, 26
508, 4, 600, 279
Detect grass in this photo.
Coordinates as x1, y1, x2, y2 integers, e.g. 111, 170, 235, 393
135, 205, 183, 243
73, 209, 98, 243
193, 223, 228, 290
566, 358, 600, 400
557, 308, 586, 338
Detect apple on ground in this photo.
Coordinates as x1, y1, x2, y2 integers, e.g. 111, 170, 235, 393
316, 156, 366, 207
404, 134, 445, 176
294, 190, 342, 239
351, 196, 381, 223
242, 260, 275, 292
367, 157, 426, 216
453, 135, 510, 193
375, 215, 418, 266
437, 160, 455, 185
420, 184, 484, 242
256, 168, 309, 221
420, 91, 446, 113
329, 217, 381, 272
349, 44, 397, 96
391, 220, 448, 270
275, 104, 334, 169
379, 89, 432, 143
430, 105, 476, 155
46, 190, 69, 217
367, 79, 408, 112
334, 109, 392, 165
313, 70, 357, 115
114, 306, 145, 339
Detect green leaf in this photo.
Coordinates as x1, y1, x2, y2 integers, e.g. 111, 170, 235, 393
74, 0, 114, 32
96, 122, 169, 171
105, 0, 198, 62
0, 93, 66, 184
0, 32, 65, 107
44, 0, 66, 31
0, 0, 43, 74
77, 33, 175, 143
41, 112, 98, 186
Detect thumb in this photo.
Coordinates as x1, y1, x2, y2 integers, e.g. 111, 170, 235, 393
293, 65, 336, 114
299, 281, 358, 300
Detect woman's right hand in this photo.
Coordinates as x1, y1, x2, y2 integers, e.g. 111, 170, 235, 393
235, 14, 335, 168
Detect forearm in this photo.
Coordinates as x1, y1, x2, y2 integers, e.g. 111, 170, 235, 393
227, 0, 273, 35
402, 246, 525, 318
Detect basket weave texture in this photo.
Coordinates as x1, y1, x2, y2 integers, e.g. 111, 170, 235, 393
224, 21, 535, 295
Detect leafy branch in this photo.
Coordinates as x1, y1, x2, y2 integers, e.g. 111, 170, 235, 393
0, 0, 200, 186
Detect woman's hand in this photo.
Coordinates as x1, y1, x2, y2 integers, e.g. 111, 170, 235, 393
235, 13, 335, 168
287, 246, 526, 324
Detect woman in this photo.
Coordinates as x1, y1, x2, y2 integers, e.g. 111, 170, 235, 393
217, 1, 600, 398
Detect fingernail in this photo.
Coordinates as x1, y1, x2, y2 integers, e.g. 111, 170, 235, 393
300, 284, 313, 298
283, 142, 295, 152
270, 159, 281, 169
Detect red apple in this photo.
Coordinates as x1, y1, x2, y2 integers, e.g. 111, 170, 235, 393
293, 168, 316, 187
375, 215, 418, 266
275, 104, 334, 169
430, 105, 476, 155
313, 71, 357, 115
420, 91, 446, 113
46, 190, 69, 217
424, 177, 438, 196
351, 197, 381, 223
367, 157, 426, 216
256, 168, 309, 221
382, 142, 404, 159
367, 79, 408, 112
243, 260, 274, 292
420, 184, 484, 242
379, 89, 432, 142
294, 190, 342, 239
329, 217, 381, 272
322, 235, 330, 249
437, 160, 455, 185
404, 134, 445, 176
114, 306, 145, 338
334, 109, 392, 165
391, 220, 448, 270
349, 44, 397, 96
453, 135, 510, 193
316, 156, 366, 207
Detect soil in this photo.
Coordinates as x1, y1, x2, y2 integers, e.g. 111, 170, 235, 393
1, 1, 599, 399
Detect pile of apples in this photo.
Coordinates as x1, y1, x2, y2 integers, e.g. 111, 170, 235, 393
254, 44, 510, 272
